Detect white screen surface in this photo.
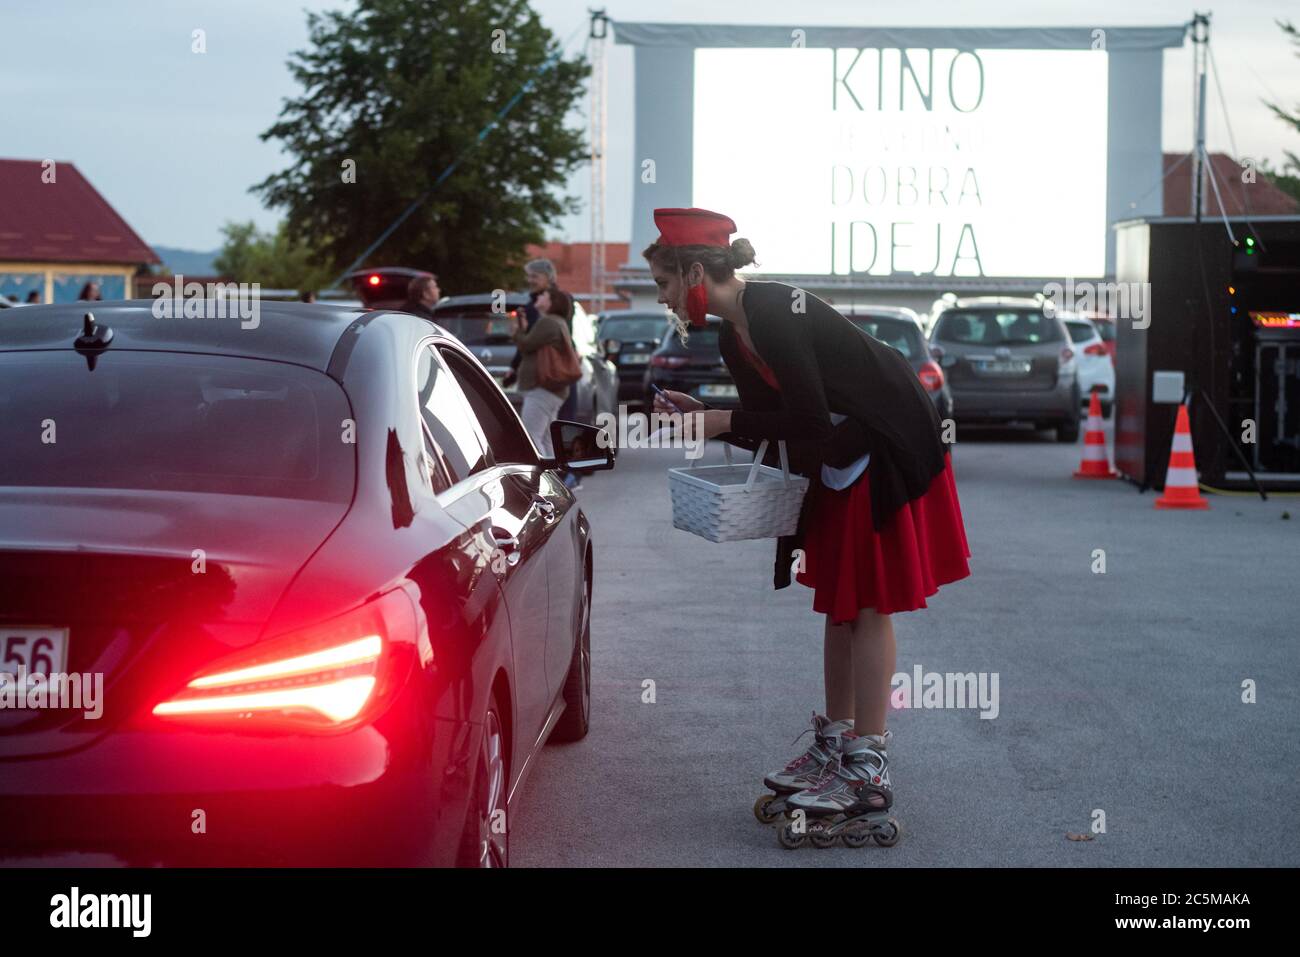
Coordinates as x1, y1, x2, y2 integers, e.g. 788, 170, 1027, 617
693, 48, 1109, 279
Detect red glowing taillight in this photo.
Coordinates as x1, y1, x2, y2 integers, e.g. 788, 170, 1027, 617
368, 274, 382, 286
1084, 343, 1107, 356
153, 589, 417, 730
918, 360, 945, 392
650, 355, 688, 369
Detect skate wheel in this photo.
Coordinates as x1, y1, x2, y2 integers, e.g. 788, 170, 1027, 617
842, 823, 872, 848
753, 794, 782, 825
778, 823, 806, 849
810, 829, 838, 849
872, 818, 902, 848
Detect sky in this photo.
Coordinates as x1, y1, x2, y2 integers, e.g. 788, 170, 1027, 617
1, 0, 1297, 252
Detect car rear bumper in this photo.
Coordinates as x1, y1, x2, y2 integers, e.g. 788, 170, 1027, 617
950, 382, 1077, 422
0, 702, 475, 867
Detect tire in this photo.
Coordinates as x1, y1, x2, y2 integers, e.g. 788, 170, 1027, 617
1057, 419, 1081, 443
550, 561, 591, 743
1101, 401, 1113, 420
456, 689, 509, 867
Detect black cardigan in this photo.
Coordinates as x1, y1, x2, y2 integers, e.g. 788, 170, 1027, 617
709, 280, 949, 589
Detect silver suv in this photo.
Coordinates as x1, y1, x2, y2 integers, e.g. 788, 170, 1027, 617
929, 297, 1081, 442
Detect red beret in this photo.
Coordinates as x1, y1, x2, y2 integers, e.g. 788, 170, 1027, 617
653, 207, 737, 248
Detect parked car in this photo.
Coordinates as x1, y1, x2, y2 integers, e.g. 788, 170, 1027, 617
0, 300, 614, 867
841, 307, 954, 420
1088, 314, 1117, 365
595, 309, 673, 407
1062, 315, 1115, 417
347, 266, 435, 310
432, 293, 618, 428
642, 315, 740, 410
929, 297, 1081, 441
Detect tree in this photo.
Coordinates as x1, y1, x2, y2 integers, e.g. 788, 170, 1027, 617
213, 220, 334, 292
1263, 19, 1300, 189
253, 0, 588, 295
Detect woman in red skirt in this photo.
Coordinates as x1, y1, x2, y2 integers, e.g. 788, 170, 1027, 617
646, 208, 971, 823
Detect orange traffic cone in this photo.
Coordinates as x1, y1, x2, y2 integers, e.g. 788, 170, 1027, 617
1073, 391, 1116, 479
1155, 404, 1209, 510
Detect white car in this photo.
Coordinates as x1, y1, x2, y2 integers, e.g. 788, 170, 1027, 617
1063, 317, 1115, 417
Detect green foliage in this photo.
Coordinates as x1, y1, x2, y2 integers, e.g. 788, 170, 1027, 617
213, 221, 335, 292
253, 0, 588, 294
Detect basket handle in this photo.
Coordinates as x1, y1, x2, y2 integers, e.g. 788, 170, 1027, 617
744, 440, 791, 491
687, 436, 734, 469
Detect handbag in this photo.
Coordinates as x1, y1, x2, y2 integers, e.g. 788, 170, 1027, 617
536, 333, 582, 391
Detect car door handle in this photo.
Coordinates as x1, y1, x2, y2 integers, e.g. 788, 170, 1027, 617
489, 527, 521, 567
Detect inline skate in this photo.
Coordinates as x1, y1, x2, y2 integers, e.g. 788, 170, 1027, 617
778, 732, 901, 849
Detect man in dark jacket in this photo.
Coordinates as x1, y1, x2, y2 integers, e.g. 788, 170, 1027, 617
400, 273, 441, 321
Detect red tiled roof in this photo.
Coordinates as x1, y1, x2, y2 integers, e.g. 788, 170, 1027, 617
0, 158, 159, 265
1163, 152, 1300, 217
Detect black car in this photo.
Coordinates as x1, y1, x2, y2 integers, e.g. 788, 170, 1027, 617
595, 309, 672, 407
641, 316, 740, 410
433, 293, 619, 427
841, 308, 954, 420
0, 301, 614, 867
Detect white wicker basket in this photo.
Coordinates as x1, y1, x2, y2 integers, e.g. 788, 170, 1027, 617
668, 440, 809, 543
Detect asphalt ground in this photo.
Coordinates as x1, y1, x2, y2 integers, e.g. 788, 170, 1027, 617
512, 420, 1300, 867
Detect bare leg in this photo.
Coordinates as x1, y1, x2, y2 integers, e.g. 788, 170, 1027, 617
850, 607, 895, 737
823, 617, 854, 722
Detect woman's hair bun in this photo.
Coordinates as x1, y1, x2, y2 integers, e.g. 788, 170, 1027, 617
728, 237, 757, 270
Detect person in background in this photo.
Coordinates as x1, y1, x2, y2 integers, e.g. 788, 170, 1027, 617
77, 281, 101, 301
510, 287, 572, 460
505, 258, 581, 488
400, 273, 441, 321
25, 290, 40, 304
300, 290, 317, 303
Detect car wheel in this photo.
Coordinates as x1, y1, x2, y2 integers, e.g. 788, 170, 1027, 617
458, 689, 509, 867
1101, 401, 1113, 420
551, 563, 591, 743
1057, 419, 1081, 443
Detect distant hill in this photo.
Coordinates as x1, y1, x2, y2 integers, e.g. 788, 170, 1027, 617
151, 245, 220, 276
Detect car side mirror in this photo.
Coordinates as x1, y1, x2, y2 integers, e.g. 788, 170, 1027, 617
548, 420, 616, 471
601, 338, 621, 356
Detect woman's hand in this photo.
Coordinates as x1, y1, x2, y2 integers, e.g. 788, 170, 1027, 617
651, 389, 704, 414
698, 409, 732, 439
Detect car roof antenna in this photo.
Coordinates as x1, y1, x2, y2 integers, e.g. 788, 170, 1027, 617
73, 311, 113, 370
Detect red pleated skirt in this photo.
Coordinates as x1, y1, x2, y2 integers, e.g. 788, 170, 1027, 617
795, 453, 971, 621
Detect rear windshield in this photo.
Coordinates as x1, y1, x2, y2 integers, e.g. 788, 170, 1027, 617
1065, 320, 1097, 343
0, 352, 355, 502
932, 309, 1062, 346
663, 324, 721, 354
1092, 319, 1116, 342
600, 316, 669, 341
432, 312, 522, 346
849, 316, 922, 359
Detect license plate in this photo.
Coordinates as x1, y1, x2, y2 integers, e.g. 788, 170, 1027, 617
1, 627, 69, 684
699, 384, 738, 398
621, 353, 650, 365
976, 360, 1032, 375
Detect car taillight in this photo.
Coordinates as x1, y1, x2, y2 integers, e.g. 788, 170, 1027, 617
368, 274, 381, 286
918, 360, 945, 392
1084, 343, 1107, 356
650, 355, 688, 369
153, 589, 417, 731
